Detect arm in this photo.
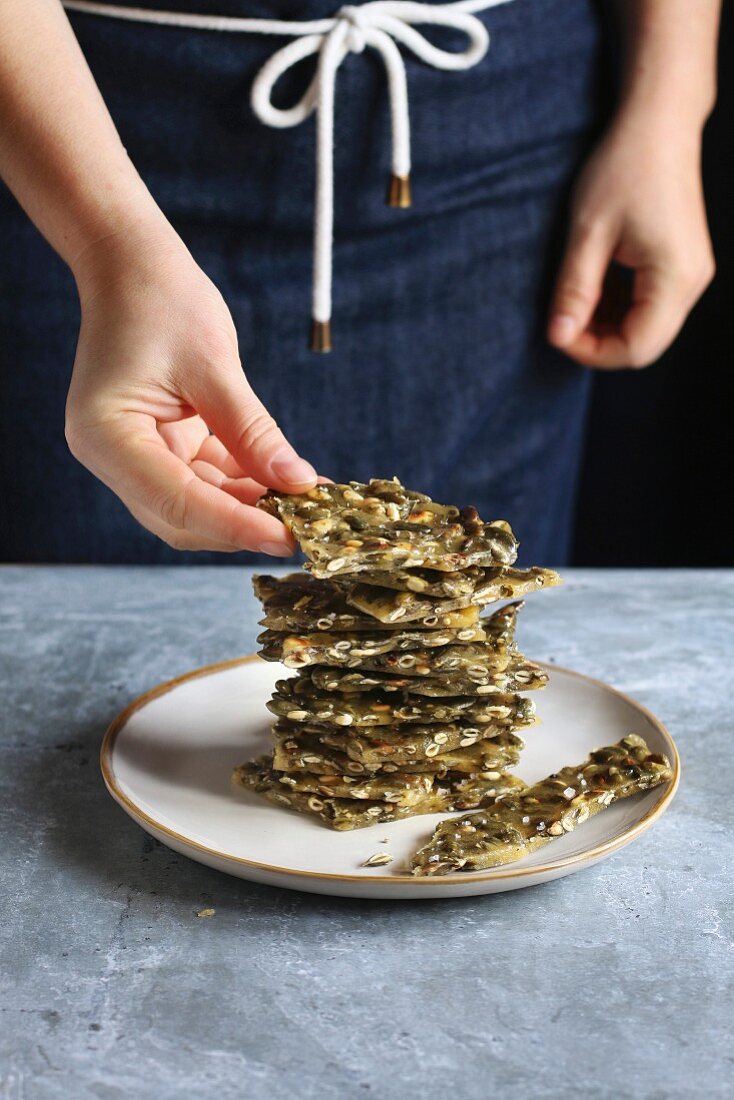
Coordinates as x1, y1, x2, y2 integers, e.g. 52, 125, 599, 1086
548, 0, 721, 369
0, 0, 317, 554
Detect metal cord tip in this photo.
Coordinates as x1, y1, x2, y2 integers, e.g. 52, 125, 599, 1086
310, 319, 332, 353
387, 173, 412, 208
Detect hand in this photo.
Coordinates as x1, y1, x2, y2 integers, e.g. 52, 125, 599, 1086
65, 226, 317, 553
547, 107, 715, 369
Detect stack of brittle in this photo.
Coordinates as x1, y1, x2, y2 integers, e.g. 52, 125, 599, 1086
233, 478, 562, 830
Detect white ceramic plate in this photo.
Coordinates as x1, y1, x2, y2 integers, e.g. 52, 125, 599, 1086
102, 657, 679, 899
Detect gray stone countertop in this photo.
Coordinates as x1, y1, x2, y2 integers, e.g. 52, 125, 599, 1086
0, 566, 731, 1099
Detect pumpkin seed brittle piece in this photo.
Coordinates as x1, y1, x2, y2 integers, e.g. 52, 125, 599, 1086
345, 583, 476, 624
272, 726, 526, 775
257, 624, 488, 669
314, 721, 531, 767
309, 653, 547, 697
334, 565, 485, 598
344, 570, 560, 624
274, 696, 535, 745
324, 639, 514, 677
255, 572, 479, 633
333, 564, 561, 601
277, 770, 435, 807
267, 675, 536, 727
233, 757, 526, 830
257, 479, 518, 576
471, 566, 562, 604
410, 735, 673, 875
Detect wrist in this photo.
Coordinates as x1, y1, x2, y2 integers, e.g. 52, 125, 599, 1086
616, 82, 715, 139
71, 207, 188, 303
614, 5, 718, 136
609, 93, 707, 159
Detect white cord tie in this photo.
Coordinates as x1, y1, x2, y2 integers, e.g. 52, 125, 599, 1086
63, 0, 513, 349
340, 6, 368, 53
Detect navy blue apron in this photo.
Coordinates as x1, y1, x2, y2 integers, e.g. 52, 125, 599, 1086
0, 0, 604, 565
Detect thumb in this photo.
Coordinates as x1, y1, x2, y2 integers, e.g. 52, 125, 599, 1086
548, 218, 614, 349
193, 364, 317, 492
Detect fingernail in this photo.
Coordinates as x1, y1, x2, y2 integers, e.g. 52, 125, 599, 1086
270, 448, 317, 487
260, 540, 295, 558
549, 314, 577, 347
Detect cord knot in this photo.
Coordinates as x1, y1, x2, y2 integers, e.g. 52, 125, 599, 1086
339, 5, 368, 53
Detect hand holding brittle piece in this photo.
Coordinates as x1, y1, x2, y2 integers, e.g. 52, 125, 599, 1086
0, 0, 319, 554
66, 234, 319, 553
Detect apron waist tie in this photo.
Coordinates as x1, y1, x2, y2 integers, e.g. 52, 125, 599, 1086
63, 0, 512, 350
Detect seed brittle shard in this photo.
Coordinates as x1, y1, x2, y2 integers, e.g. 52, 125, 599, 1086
277, 769, 435, 807
275, 708, 531, 755
304, 729, 528, 770
257, 479, 519, 575
259, 630, 511, 672
255, 572, 480, 632
332, 564, 561, 600
343, 568, 561, 623
410, 735, 673, 875
256, 599, 523, 671
267, 675, 537, 728
271, 727, 526, 775
234, 757, 527, 830
308, 653, 548, 696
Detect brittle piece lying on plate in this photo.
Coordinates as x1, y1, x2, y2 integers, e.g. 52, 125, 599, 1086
257, 624, 489, 669
257, 479, 518, 576
410, 735, 673, 875
309, 653, 547, 697
343, 569, 560, 623
233, 757, 526, 830
267, 675, 535, 727
255, 573, 480, 633
271, 730, 528, 774
333, 564, 561, 601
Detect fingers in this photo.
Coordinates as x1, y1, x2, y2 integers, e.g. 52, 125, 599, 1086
187, 354, 317, 493
123, 496, 245, 553
620, 256, 715, 367
548, 219, 614, 350
560, 265, 697, 370
195, 434, 250, 479
548, 203, 715, 370
169, 431, 271, 505
158, 417, 209, 462
70, 414, 297, 556
190, 432, 272, 505
594, 267, 682, 369
189, 459, 268, 506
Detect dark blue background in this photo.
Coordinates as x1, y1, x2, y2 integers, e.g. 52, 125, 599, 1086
574, 4, 733, 566
0, 1, 730, 566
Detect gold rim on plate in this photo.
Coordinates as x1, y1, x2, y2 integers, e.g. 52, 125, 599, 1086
100, 656, 680, 887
